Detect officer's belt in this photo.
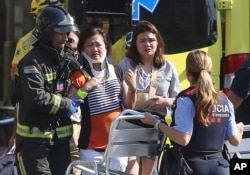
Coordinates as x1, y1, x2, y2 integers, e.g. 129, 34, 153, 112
184, 151, 223, 160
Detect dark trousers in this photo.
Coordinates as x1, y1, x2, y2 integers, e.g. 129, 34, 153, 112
187, 157, 229, 175
16, 140, 71, 175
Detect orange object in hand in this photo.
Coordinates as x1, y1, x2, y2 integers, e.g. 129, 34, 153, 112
71, 70, 86, 88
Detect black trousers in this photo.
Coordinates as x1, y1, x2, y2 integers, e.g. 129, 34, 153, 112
186, 156, 229, 175
16, 140, 71, 175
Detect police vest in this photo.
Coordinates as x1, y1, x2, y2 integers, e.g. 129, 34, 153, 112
183, 92, 230, 153
172, 87, 231, 153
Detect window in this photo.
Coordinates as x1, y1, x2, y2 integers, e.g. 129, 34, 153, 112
135, 0, 217, 54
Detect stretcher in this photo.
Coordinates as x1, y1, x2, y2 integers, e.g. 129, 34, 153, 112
225, 125, 250, 159
65, 109, 166, 175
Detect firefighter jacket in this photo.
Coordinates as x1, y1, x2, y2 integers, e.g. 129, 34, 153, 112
15, 42, 74, 145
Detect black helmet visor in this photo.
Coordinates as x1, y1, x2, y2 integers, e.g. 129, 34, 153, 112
54, 24, 79, 34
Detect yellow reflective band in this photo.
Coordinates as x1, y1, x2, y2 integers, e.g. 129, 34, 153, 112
44, 71, 57, 82
17, 122, 54, 139
17, 151, 27, 175
77, 89, 88, 99
56, 125, 73, 138
49, 95, 61, 114
17, 122, 72, 139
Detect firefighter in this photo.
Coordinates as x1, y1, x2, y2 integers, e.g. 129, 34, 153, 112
228, 58, 250, 138
9, 0, 84, 148
10, 0, 64, 80
14, 6, 81, 175
8, 0, 65, 152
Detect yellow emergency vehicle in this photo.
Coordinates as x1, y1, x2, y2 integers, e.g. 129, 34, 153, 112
65, 0, 250, 91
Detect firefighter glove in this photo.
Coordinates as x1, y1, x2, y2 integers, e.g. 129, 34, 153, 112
67, 99, 84, 117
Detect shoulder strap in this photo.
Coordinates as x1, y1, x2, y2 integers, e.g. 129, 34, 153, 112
106, 63, 118, 80
176, 86, 196, 99
171, 86, 196, 127
149, 67, 158, 98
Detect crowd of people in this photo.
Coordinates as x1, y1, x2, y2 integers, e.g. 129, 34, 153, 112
7, 0, 246, 175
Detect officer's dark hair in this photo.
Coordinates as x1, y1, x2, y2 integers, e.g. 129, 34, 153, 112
33, 6, 79, 44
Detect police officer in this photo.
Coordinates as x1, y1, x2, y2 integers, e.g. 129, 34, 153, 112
141, 50, 244, 175
14, 6, 81, 175
228, 57, 250, 138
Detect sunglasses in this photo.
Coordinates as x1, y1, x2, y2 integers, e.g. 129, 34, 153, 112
125, 32, 133, 48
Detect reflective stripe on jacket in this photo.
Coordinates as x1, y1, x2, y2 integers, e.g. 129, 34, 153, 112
16, 122, 73, 139
15, 42, 73, 143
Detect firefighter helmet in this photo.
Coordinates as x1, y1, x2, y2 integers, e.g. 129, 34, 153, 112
30, 0, 64, 16
33, 6, 79, 43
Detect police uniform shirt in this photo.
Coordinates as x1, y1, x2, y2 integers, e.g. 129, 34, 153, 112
173, 94, 239, 138
230, 58, 250, 100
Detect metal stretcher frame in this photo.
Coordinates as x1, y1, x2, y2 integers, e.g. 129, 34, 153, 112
65, 109, 166, 175
225, 125, 250, 159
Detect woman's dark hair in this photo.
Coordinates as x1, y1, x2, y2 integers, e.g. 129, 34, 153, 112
126, 20, 165, 68
77, 26, 112, 56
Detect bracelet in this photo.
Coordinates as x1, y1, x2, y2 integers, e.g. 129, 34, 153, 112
77, 89, 88, 99
154, 120, 161, 129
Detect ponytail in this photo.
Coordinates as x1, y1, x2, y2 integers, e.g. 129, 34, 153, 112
186, 50, 220, 126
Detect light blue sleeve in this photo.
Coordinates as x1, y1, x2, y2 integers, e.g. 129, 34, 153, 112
117, 57, 134, 72
173, 97, 196, 135
226, 99, 239, 137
